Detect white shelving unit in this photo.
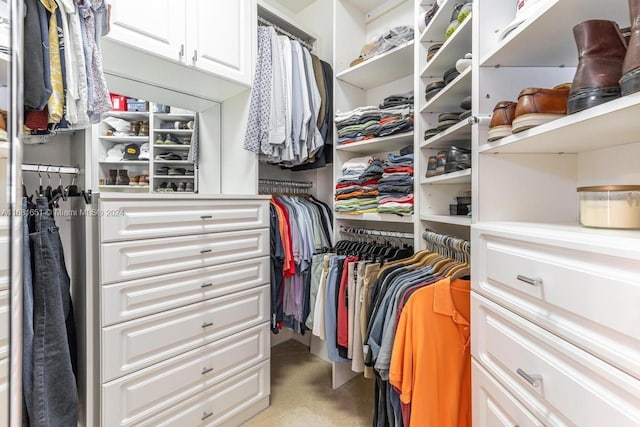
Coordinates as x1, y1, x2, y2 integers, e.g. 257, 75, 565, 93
335, 132, 414, 155
420, 213, 471, 227
335, 212, 414, 223
420, 14, 472, 78
420, 66, 471, 113
421, 168, 471, 185
421, 119, 472, 150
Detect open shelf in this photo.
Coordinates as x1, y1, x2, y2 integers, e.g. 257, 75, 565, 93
153, 113, 195, 121
421, 119, 471, 150
335, 212, 414, 223
420, 0, 461, 44
336, 132, 414, 155
336, 41, 414, 90
421, 168, 471, 184
154, 175, 195, 179
421, 67, 471, 113
421, 214, 471, 226
99, 160, 148, 165
99, 136, 148, 143
153, 144, 191, 150
479, 92, 640, 154
104, 111, 149, 120
152, 129, 193, 135
153, 160, 192, 165
421, 15, 472, 78
99, 185, 149, 192
480, 0, 628, 67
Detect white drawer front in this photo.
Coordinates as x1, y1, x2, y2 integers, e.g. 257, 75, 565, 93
473, 228, 640, 379
102, 323, 269, 427
100, 199, 269, 242
101, 228, 269, 285
472, 359, 544, 427
102, 285, 269, 382
139, 360, 270, 427
102, 256, 269, 326
0, 217, 8, 291
0, 290, 8, 359
472, 293, 640, 427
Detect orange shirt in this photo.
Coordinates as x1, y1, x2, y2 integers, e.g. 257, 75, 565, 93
389, 277, 471, 427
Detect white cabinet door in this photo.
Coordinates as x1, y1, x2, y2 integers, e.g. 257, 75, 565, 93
187, 0, 253, 85
107, 0, 186, 63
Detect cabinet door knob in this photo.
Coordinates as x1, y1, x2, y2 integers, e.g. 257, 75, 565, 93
179, 44, 184, 59
200, 248, 212, 254
201, 411, 213, 421
516, 275, 542, 286
201, 282, 213, 289
517, 368, 542, 387
201, 366, 213, 375
200, 215, 213, 220
202, 321, 214, 328
193, 50, 198, 63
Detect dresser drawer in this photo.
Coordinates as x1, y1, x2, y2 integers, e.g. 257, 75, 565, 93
472, 359, 544, 427
472, 292, 640, 427
138, 360, 270, 427
100, 228, 269, 285
473, 227, 640, 379
102, 256, 269, 326
100, 199, 269, 242
102, 323, 269, 427
102, 285, 269, 382
0, 290, 8, 359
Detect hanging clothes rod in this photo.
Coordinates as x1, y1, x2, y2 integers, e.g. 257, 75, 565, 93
257, 15, 315, 51
22, 164, 80, 175
339, 226, 414, 240
259, 178, 313, 189
422, 229, 470, 262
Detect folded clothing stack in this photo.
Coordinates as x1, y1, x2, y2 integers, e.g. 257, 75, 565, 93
336, 92, 414, 145
349, 26, 414, 67
377, 151, 414, 215
335, 156, 385, 214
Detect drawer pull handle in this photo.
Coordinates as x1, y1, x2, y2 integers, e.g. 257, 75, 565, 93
201, 411, 213, 421
200, 215, 213, 220
202, 321, 214, 328
517, 275, 542, 286
517, 368, 542, 387
201, 366, 213, 375
200, 249, 212, 254
201, 282, 213, 288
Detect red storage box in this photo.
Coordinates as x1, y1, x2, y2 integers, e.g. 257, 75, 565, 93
110, 94, 128, 111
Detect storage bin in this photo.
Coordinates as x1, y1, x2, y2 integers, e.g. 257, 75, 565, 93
127, 99, 148, 112
110, 94, 128, 111
577, 185, 640, 229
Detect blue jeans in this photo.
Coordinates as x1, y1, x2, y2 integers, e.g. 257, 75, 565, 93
30, 197, 78, 426
22, 198, 34, 425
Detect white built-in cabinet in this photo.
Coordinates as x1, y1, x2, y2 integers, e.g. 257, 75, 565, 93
107, 0, 252, 86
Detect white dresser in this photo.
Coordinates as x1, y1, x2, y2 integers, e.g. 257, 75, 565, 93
471, 223, 640, 427
97, 195, 271, 426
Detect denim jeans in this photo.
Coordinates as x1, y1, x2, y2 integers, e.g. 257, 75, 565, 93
324, 256, 349, 362
30, 197, 78, 426
22, 198, 34, 425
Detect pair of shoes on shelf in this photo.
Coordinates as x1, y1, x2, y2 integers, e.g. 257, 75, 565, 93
155, 152, 185, 161
106, 169, 130, 186
129, 175, 149, 186
154, 133, 182, 145
156, 181, 194, 192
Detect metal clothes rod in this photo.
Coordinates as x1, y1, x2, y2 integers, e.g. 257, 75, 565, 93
340, 226, 414, 240
422, 229, 470, 263
259, 179, 313, 189
22, 164, 80, 175
257, 15, 314, 51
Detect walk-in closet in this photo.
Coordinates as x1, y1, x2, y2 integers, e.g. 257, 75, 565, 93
2, 0, 640, 426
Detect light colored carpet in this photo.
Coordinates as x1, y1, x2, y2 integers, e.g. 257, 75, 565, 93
242, 340, 375, 427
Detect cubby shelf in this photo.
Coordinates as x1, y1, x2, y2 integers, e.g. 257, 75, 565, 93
421, 66, 471, 113
336, 132, 414, 155
153, 144, 191, 150
104, 111, 149, 120
336, 41, 414, 90
335, 213, 415, 223
419, 0, 461, 44
421, 168, 471, 185
420, 15, 472, 78
421, 119, 472, 150
152, 129, 193, 135
99, 136, 149, 143
420, 214, 471, 227
99, 160, 148, 165
153, 113, 195, 121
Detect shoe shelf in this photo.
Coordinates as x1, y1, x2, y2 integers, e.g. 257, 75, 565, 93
99, 160, 148, 165
420, 67, 471, 113
480, 0, 628, 67
421, 168, 471, 185
104, 111, 149, 120
153, 113, 195, 121
154, 175, 195, 179
336, 132, 414, 155
420, 14, 472, 78
421, 119, 472, 150
99, 185, 150, 192
153, 160, 192, 165
335, 41, 414, 90
479, 92, 640, 154
99, 136, 149, 143
419, 0, 462, 44
335, 212, 415, 224
152, 129, 193, 135
420, 213, 471, 227
153, 144, 191, 150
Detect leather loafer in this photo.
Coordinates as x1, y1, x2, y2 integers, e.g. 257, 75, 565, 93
425, 80, 446, 101
488, 101, 517, 141
512, 83, 571, 133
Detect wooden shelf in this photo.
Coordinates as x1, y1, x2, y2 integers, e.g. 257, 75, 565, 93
99, 136, 149, 142
99, 160, 148, 165
336, 132, 414, 155
336, 41, 414, 90
335, 212, 414, 223
420, 0, 460, 44
479, 92, 640, 154
421, 67, 471, 113
421, 119, 472, 150
421, 168, 471, 184
104, 111, 149, 120
421, 214, 471, 226
420, 15, 472, 78
153, 113, 195, 121
480, 0, 628, 67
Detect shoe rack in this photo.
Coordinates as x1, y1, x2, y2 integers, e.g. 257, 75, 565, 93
416, 0, 474, 246
97, 103, 198, 194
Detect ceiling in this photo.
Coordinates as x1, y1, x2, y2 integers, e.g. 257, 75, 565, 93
270, 0, 318, 14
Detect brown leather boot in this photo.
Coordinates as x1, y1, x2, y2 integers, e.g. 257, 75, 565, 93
621, 0, 640, 95
106, 169, 117, 185
567, 20, 627, 114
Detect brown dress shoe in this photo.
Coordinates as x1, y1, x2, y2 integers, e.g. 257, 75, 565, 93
621, 0, 640, 95
488, 101, 517, 141
512, 83, 571, 133
567, 20, 627, 114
